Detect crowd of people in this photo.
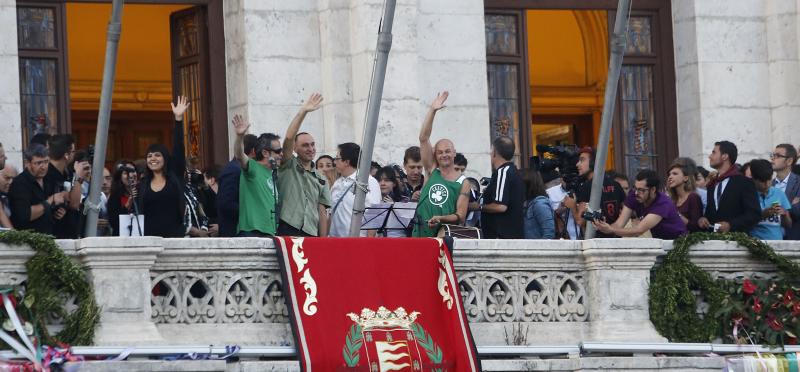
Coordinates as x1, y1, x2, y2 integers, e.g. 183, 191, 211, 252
1, 92, 799, 242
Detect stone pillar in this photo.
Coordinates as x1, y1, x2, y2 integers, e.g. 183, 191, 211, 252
0, 0, 23, 167
77, 237, 164, 346
582, 239, 667, 342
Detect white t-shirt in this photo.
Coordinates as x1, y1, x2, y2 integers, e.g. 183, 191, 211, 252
546, 184, 578, 240
329, 172, 381, 237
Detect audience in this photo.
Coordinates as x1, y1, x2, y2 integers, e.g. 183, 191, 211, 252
328, 142, 380, 237
593, 170, 687, 240
481, 136, 524, 239
316, 155, 337, 190
522, 169, 554, 239
698, 141, 760, 233
666, 159, 703, 232
771, 144, 800, 239
749, 159, 792, 240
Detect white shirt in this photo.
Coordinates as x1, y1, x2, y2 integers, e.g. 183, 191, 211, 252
713, 178, 730, 211
774, 175, 789, 193
329, 172, 381, 237
546, 184, 578, 240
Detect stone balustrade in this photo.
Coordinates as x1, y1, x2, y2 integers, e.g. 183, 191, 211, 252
0, 237, 797, 348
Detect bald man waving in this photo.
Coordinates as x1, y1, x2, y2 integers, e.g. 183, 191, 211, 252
412, 91, 471, 237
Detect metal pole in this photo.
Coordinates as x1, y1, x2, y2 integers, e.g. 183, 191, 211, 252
84, 0, 124, 237
584, 0, 630, 239
348, 0, 397, 237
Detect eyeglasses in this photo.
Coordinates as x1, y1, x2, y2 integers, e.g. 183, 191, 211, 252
634, 187, 650, 194
770, 152, 788, 160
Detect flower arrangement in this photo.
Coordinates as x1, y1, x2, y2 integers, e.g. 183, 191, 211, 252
650, 232, 800, 346
717, 278, 800, 346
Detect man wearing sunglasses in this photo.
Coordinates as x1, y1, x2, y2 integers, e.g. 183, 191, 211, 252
593, 169, 687, 240
771, 144, 800, 239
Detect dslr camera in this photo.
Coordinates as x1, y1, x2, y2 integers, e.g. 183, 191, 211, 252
582, 208, 604, 222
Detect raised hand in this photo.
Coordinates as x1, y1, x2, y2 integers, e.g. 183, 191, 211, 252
430, 91, 449, 111
171, 96, 191, 121
300, 93, 324, 113
232, 114, 250, 136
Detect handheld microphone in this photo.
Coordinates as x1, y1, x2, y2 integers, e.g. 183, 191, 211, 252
269, 157, 278, 170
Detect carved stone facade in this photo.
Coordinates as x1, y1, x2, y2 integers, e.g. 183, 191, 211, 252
1, 237, 799, 349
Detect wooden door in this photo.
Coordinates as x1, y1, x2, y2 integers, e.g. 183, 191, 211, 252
170, 6, 211, 168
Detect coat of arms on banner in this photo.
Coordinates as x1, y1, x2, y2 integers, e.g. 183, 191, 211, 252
342, 307, 444, 371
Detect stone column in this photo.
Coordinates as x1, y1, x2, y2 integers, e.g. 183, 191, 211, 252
0, 0, 23, 167
582, 239, 667, 342
77, 237, 164, 345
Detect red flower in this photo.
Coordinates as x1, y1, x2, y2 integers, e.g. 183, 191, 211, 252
753, 298, 763, 314
743, 279, 757, 295
793, 302, 800, 316
768, 318, 783, 331
784, 290, 795, 305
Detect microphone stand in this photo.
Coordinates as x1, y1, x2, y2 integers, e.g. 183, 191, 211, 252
128, 176, 143, 236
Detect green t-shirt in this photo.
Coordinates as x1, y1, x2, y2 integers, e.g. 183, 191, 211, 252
237, 158, 277, 235
412, 169, 465, 237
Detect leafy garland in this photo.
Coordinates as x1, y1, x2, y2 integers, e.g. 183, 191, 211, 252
342, 324, 362, 367
650, 232, 800, 344
0, 230, 99, 346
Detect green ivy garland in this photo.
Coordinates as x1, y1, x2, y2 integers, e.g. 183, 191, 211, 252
0, 230, 99, 346
649, 232, 800, 343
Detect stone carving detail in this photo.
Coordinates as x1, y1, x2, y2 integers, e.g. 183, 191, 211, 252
151, 271, 288, 324
458, 271, 588, 322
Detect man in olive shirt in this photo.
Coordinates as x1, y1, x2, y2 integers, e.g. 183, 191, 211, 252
277, 93, 331, 237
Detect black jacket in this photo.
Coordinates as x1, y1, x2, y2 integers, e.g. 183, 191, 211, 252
8, 170, 53, 234
704, 175, 761, 233
216, 159, 242, 237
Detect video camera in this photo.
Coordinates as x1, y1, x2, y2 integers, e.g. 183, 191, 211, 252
531, 144, 583, 196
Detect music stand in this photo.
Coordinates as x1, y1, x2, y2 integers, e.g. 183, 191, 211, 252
361, 202, 417, 237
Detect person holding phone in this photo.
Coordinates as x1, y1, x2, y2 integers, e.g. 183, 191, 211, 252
749, 159, 792, 240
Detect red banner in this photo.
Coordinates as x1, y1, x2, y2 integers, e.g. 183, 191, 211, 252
275, 237, 479, 372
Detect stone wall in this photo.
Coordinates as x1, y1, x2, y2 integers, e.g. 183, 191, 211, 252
672, 0, 800, 165
231, 0, 491, 177
0, 0, 22, 167
4, 237, 799, 348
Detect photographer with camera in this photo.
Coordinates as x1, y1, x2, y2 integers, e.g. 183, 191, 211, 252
562, 147, 625, 238
44, 134, 89, 238
592, 170, 687, 240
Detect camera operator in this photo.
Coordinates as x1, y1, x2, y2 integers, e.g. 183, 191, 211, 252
563, 147, 625, 238
592, 170, 687, 240
43, 134, 90, 238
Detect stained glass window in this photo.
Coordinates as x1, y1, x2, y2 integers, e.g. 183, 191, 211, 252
17, 7, 56, 50
19, 58, 58, 143
177, 15, 199, 58
485, 15, 518, 55
487, 64, 519, 142
625, 17, 652, 54
619, 65, 656, 177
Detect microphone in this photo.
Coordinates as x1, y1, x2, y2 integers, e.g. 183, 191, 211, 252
269, 157, 278, 170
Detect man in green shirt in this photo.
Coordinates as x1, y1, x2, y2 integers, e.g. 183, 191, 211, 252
277, 93, 332, 237
232, 115, 279, 237
412, 91, 471, 237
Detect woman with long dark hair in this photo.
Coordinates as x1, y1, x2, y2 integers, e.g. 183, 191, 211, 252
522, 169, 555, 239
107, 159, 138, 235
375, 166, 407, 203
136, 97, 190, 237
